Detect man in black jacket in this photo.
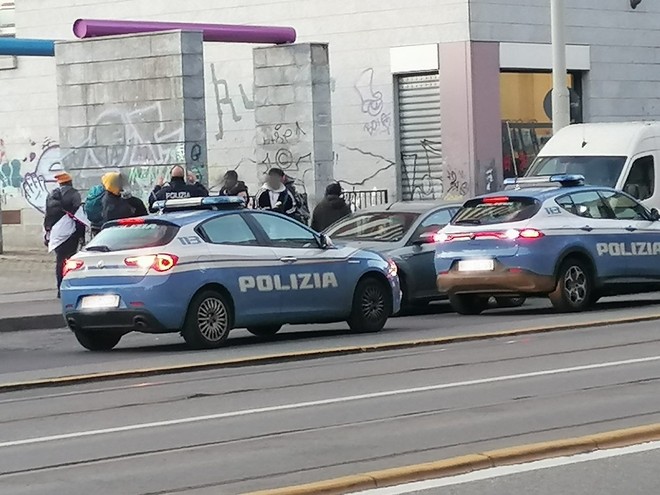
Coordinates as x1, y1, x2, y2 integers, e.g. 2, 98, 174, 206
218, 170, 247, 197
311, 182, 352, 232
148, 166, 208, 211
254, 168, 297, 218
44, 172, 84, 297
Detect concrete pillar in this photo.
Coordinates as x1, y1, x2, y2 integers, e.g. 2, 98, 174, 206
253, 43, 334, 208
54, 30, 207, 200
439, 41, 502, 199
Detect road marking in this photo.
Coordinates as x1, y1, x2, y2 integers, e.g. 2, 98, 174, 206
351, 440, 660, 494
1, 355, 660, 449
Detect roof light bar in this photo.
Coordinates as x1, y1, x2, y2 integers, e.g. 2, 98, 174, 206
153, 196, 246, 213
503, 174, 585, 188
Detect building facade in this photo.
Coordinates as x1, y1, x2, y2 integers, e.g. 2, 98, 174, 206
1, 0, 659, 247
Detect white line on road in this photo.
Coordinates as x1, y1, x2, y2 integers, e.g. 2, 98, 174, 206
349, 441, 660, 494
2, 355, 659, 449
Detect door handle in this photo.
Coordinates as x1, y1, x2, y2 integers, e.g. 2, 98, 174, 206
280, 257, 298, 263
625, 226, 637, 232
580, 226, 593, 232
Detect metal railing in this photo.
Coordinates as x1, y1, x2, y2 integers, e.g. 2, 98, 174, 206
343, 189, 389, 212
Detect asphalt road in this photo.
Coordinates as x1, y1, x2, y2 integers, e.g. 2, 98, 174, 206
1, 319, 660, 494
357, 443, 660, 495
2, 294, 660, 384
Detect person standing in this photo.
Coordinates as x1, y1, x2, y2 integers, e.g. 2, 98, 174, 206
101, 172, 135, 223
227, 181, 251, 207
311, 182, 352, 232
44, 172, 84, 298
218, 170, 247, 196
148, 165, 208, 211
283, 174, 310, 225
254, 168, 297, 218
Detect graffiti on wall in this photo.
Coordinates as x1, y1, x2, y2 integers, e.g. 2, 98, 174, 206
210, 63, 255, 141
399, 139, 444, 201
354, 68, 392, 137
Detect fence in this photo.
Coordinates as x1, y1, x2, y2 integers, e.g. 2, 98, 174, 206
343, 189, 389, 212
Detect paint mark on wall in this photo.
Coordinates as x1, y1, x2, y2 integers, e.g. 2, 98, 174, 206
355, 68, 392, 137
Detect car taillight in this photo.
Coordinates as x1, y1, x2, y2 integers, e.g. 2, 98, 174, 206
124, 254, 179, 273
118, 217, 146, 225
518, 228, 544, 239
63, 259, 84, 277
437, 229, 544, 243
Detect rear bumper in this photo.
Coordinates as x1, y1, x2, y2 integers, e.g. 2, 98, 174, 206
437, 264, 555, 295
64, 309, 171, 334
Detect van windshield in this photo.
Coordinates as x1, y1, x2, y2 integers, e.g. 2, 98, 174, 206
526, 156, 627, 187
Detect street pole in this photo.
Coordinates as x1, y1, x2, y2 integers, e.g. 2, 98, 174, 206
551, 0, 570, 133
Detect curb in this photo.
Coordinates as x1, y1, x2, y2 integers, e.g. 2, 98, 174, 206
242, 424, 660, 495
0, 314, 64, 332
1, 313, 659, 392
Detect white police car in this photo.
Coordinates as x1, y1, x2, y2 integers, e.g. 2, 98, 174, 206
435, 174, 660, 314
61, 197, 401, 351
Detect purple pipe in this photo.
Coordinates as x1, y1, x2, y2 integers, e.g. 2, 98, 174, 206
73, 19, 296, 44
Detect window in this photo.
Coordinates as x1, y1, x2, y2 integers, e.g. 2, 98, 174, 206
86, 223, 179, 252
623, 156, 654, 201
598, 191, 649, 221
526, 156, 627, 188
252, 213, 317, 248
452, 198, 540, 226
199, 214, 258, 245
556, 191, 612, 219
411, 208, 454, 240
326, 212, 420, 242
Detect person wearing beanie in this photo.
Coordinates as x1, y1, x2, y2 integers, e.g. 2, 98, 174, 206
101, 172, 135, 223
44, 172, 84, 297
148, 165, 208, 212
311, 182, 352, 232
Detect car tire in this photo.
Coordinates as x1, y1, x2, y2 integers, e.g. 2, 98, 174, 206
495, 296, 526, 308
74, 329, 122, 351
182, 290, 233, 349
449, 294, 489, 315
549, 258, 594, 313
247, 325, 282, 338
348, 277, 392, 333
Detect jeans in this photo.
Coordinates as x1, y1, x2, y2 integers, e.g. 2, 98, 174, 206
55, 234, 81, 295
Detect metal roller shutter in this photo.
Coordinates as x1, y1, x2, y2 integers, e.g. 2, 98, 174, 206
397, 73, 442, 201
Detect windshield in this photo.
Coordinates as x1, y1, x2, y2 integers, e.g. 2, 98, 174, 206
325, 212, 420, 242
85, 223, 180, 252
452, 197, 540, 226
526, 156, 626, 187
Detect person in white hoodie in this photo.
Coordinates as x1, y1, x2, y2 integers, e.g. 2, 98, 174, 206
254, 167, 297, 219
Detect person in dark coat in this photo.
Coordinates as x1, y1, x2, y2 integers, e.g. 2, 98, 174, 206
148, 166, 208, 211
254, 168, 297, 218
218, 170, 247, 197
227, 181, 251, 207
44, 172, 84, 297
101, 172, 135, 223
311, 182, 352, 232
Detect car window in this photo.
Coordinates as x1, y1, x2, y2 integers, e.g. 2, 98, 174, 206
86, 222, 179, 252
252, 213, 318, 248
325, 212, 419, 242
411, 208, 454, 240
556, 191, 612, 219
623, 156, 654, 201
452, 197, 540, 226
199, 214, 259, 245
598, 191, 649, 221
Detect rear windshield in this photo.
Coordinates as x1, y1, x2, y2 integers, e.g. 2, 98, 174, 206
85, 223, 180, 252
452, 197, 540, 226
526, 156, 626, 187
325, 212, 420, 242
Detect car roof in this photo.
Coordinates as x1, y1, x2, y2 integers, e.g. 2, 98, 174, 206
359, 201, 461, 214
475, 185, 617, 202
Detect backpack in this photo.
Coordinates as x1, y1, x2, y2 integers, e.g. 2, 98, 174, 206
84, 185, 105, 226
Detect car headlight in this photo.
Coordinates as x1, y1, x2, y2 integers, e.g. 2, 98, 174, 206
387, 259, 398, 278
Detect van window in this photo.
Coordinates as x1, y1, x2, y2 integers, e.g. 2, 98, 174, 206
623, 156, 654, 201
452, 197, 540, 226
526, 156, 626, 187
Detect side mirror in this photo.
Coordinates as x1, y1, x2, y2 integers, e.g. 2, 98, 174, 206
651, 208, 660, 221
318, 233, 334, 249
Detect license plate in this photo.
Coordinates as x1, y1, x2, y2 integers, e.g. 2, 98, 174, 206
80, 295, 120, 310
458, 259, 494, 272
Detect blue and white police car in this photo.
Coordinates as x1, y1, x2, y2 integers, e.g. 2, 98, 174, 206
435, 174, 660, 314
61, 197, 401, 351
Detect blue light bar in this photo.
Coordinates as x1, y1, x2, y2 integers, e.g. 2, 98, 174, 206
503, 174, 585, 188
153, 196, 246, 213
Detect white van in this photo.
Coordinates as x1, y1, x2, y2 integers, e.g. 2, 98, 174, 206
524, 122, 660, 209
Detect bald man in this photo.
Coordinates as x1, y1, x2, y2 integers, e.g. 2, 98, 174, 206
148, 166, 208, 211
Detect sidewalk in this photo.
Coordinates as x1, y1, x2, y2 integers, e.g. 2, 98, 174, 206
0, 250, 64, 331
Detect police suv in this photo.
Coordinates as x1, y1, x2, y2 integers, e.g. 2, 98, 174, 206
61, 197, 401, 351
435, 174, 660, 314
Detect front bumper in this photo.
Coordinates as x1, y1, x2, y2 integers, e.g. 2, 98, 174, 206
64, 309, 170, 334
437, 262, 555, 295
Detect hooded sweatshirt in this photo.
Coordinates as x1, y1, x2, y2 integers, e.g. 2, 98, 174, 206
254, 182, 297, 217
311, 194, 352, 232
